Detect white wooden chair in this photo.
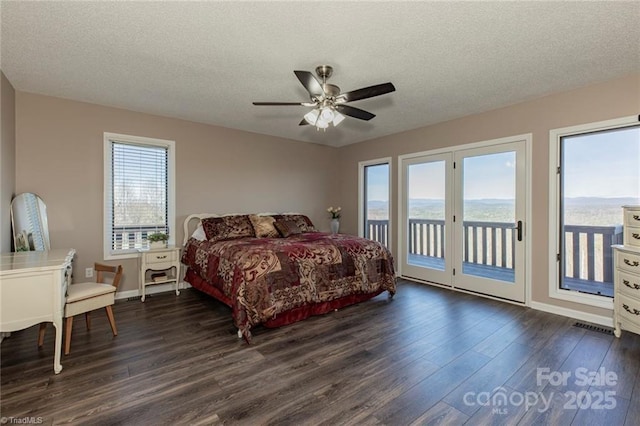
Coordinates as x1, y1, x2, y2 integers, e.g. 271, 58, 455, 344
38, 263, 123, 354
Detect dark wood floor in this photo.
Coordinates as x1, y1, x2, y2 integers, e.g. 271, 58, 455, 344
2, 280, 639, 425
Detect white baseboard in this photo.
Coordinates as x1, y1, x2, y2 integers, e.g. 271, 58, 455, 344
530, 301, 614, 328
404, 276, 614, 328
115, 282, 191, 300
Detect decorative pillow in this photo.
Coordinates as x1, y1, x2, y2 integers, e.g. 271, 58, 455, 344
191, 223, 207, 241
249, 214, 279, 238
273, 214, 316, 232
274, 220, 303, 238
201, 215, 255, 242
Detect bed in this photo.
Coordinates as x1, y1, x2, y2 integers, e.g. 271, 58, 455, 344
181, 213, 396, 341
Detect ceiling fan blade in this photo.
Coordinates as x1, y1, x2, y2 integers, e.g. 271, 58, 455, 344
253, 102, 309, 106
338, 82, 396, 103
335, 104, 376, 121
299, 118, 310, 126
294, 70, 325, 98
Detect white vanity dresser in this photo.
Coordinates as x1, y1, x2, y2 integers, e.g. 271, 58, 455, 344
613, 206, 640, 338
0, 248, 75, 374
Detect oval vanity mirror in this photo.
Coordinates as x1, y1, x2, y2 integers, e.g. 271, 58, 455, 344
10, 193, 51, 251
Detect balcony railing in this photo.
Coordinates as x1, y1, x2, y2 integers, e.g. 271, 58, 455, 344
404, 219, 517, 269
365, 220, 390, 248
563, 224, 623, 285
112, 225, 169, 250
366, 219, 623, 295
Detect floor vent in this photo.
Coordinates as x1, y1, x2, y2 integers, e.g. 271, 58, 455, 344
574, 322, 613, 335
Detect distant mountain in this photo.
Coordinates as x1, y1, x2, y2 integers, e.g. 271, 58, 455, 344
407, 199, 444, 208
463, 198, 515, 204
370, 197, 640, 209
564, 197, 640, 206
367, 200, 389, 210
367, 197, 639, 225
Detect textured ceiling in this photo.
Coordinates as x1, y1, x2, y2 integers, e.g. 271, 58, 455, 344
1, 1, 639, 147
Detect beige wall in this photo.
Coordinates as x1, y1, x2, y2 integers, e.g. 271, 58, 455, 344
15, 92, 338, 292
336, 73, 640, 318
1, 71, 16, 253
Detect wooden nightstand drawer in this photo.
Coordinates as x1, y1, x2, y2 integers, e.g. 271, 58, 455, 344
145, 250, 177, 264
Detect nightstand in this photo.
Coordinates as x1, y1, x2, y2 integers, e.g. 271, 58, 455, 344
138, 245, 181, 302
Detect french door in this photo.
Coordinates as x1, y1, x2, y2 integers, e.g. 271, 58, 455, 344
401, 139, 527, 303
401, 153, 453, 286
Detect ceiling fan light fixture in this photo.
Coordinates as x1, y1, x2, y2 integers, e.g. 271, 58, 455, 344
320, 107, 335, 122
254, 65, 395, 130
304, 108, 335, 129
304, 109, 320, 125
332, 111, 346, 126
315, 119, 329, 129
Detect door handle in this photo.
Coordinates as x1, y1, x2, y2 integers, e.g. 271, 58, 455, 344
513, 220, 523, 241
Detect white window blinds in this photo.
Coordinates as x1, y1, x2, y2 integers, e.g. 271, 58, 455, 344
110, 141, 169, 251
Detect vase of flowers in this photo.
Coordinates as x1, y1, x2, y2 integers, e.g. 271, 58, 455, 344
327, 206, 341, 234
148, 232, 169, 249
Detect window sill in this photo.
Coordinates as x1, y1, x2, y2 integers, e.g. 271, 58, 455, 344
103, 251, 140, 261
549, 287, 613, 310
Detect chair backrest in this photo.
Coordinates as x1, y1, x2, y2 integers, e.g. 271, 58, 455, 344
94, 263, 123, 290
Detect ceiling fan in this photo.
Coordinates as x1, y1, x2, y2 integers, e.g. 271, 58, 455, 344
253, 65, 395, 129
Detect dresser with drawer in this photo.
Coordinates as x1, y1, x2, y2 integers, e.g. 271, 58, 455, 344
0, 248, 75, 374
613, 205, 640, 338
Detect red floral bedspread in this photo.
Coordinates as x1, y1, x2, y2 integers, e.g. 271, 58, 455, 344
181, 232, 396, 340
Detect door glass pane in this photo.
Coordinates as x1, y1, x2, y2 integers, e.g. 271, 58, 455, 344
364, 163, 389, 246
560, 126, 640, 297
462, 152, 516, 283
407, 161, 446, 270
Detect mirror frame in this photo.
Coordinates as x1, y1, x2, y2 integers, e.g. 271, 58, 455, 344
10, 192, 51, 251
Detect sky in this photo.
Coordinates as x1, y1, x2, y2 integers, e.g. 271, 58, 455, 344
365, 163, 390, 201
366, 125, 640, 202
405, 152, 516, 200
563, 126, 640, 198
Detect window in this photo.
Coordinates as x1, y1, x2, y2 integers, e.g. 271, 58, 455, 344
549, 116, 640, 308
104, 133, 175, 259
359, 158, 391, 247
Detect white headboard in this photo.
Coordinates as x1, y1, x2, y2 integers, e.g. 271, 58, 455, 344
182, 213, 220, 246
